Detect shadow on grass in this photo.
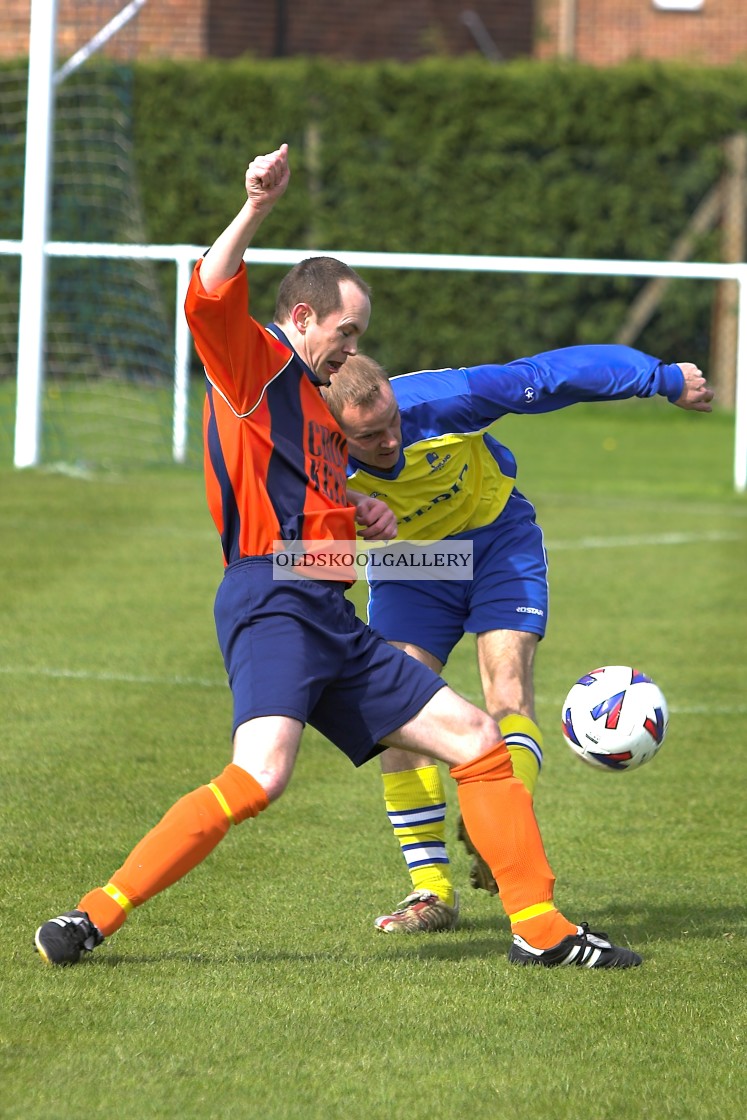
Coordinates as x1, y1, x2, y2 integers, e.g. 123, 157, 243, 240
458, 901, 744, 943
84, 938, 506, 968
78, 899, 744, 969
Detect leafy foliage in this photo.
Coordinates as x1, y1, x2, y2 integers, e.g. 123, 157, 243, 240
130, 57, 747, 373
2, 57, 747, 382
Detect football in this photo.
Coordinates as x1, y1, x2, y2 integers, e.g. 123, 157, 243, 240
561, 665, 669, 771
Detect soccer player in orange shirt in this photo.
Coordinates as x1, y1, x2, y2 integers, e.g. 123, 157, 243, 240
34, 143, 642, 970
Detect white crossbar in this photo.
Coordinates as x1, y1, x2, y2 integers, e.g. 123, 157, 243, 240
2, 238, 745, 489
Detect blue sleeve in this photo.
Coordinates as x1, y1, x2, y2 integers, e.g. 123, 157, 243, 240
463, 345, 685, 429
393, 367, 476, 440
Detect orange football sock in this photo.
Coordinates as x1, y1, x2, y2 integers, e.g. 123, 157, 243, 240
451, 742, 576, 949
79, 764, 269, 937
510, 908, 578, 950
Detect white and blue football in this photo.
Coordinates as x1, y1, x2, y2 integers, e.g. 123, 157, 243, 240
561, 665, 669, 771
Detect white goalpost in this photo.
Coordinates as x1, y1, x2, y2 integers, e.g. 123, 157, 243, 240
14, 0, 57, 470
14, 0, 150, 469
4, 238, 747, 487
7, 0, 747, 489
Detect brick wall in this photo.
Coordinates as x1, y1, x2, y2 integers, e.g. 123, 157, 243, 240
536, 0, 747, 65
2, 0, 532, 63
2, 0, 208, 62
3, 0, 744, 65
206, 0, 533, 61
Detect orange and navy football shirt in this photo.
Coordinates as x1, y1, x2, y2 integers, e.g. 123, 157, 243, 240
185, 260, 356, 564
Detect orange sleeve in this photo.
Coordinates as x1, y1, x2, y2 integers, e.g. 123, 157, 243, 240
185, 259, 291, 415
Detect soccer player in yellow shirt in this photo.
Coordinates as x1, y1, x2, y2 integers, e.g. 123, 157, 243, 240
323, 348, 712, 932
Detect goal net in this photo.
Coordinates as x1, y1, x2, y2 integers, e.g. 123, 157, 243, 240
0, 2, 184, 473
2, 6, 745, 487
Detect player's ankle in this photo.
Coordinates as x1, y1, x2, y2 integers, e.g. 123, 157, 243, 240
511, 907, 576, 950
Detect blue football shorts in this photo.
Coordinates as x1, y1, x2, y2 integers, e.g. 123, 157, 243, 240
213, 556, 445, 766
366, 488, 549, 665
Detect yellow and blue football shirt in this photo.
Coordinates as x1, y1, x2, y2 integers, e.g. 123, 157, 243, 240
346, 344, 685, 541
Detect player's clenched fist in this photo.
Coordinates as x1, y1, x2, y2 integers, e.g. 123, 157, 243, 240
246, 143, 290, 207
675, 362, 714, 412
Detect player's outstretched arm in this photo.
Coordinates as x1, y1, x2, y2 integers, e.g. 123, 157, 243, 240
200, 143, 290, 294
674, 363, 714, 412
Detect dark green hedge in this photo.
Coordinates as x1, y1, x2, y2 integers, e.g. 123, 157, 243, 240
130, 57, 747, 375
3, 57, 747, 379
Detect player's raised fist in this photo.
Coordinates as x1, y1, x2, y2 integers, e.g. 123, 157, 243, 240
246, 143, 290, 206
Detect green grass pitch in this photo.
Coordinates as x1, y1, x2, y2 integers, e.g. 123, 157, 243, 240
1, 399, 745, 1119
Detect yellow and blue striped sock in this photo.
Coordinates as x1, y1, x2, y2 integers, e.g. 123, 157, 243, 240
500, 714, 543, 796
383, 765, 455, 907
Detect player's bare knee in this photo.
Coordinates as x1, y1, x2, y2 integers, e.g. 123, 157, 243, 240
452, 704, 501, 761
231, 762, 288, 803
257, 769, 289, 803
231, 716, 301, 802
420, 687, 500, 760
472, 710, 502, 756
231, 745, 291, 803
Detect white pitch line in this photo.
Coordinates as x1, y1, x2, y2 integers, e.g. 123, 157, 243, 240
1, 530, 743, 699
0, 664, 744, 714
547, 529, 746, 551
0, 664, 227, 689
672, 704, 747, 715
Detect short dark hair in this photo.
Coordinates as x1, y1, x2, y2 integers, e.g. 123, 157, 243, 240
274, 256, 371, 323
321, 354, 391, 423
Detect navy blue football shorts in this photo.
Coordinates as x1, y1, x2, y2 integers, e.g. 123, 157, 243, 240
366, 488, 549, 665
213, 557, 446, 766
